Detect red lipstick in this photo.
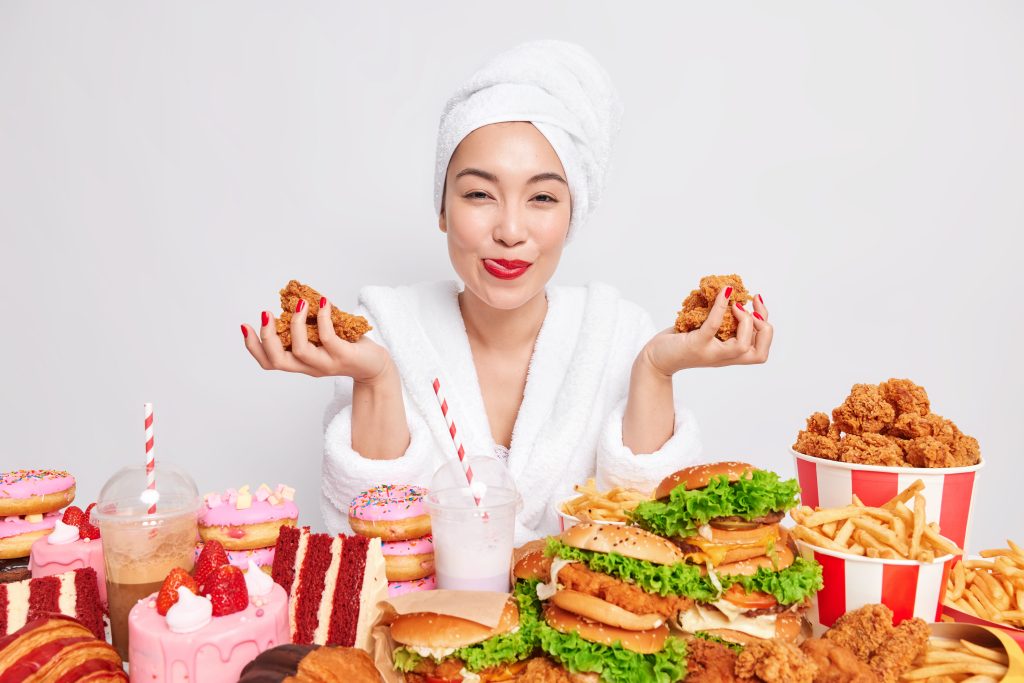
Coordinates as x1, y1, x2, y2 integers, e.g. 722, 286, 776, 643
483, 258, 532, 280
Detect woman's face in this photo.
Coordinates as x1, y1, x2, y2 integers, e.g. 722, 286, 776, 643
440, 121, 572, 311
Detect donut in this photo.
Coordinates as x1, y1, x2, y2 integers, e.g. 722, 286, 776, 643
382, 535, 434, 581
0, 512, 60, 560
348, 485, 431, 541
0, 470, 76, 517
387, 574, 436, 597
198, 485, 298, 551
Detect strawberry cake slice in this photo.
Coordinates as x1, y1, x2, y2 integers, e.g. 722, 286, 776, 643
0, 567, 104, 638
29, 503, 107, 606
128, 540, 289, 683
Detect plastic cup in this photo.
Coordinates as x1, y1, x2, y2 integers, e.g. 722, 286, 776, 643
427, 456, 520, 593
92, 464, 200, 660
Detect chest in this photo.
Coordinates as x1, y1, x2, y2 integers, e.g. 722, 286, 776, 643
468, 344, 534, 447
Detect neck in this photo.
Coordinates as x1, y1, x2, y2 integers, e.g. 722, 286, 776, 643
459, 287, 548, 351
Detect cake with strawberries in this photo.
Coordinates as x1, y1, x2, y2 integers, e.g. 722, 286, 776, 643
30, 503, 107, 605
0, 567, 104, 638
128, 540, 290, 682
271, 525, 387, 651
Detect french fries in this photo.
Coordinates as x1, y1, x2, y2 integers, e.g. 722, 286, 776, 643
945, 540, 1024, 629
900, 637, 1009, 681
790, 480, 962, 562
560, 479, 650, 523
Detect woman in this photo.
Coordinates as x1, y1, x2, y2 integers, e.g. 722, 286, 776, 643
241, 41, 773, 543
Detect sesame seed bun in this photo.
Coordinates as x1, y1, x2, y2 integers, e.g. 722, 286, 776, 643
559, 522, 685, 566
654, 462, 758, 500
512, 549, 551, 582
549, 590, 665, 632
543, 604, 669, 654
388, 600, 519, 649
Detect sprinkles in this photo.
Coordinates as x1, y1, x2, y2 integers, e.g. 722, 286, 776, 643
348, 484, 428, 517
1, 470, 72, 486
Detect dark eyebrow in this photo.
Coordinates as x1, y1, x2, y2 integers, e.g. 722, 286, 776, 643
454, 168, 567, 185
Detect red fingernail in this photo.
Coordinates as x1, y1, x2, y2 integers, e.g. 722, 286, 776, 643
737, 302, 745, 311
240, 325, 248, 338
261, 311, 269, 327
319, 296, 327, 309
754, 312, 764, 321
758, 293, 764, 305
723, 286, 733, 299
296, 299, 305, 314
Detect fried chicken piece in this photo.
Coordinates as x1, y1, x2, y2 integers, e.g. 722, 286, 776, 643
794, 412, 843, 459
878, 379, 930, 417
520, 657, 593, 683
838, 434, 905, 467
801, 638, 878, 683
866, 618, 929, 683
556, 562, 693, 618
735, 640, 816, 683
832, 385, 896, 434
275, 280, 371, 350
949, 433, 981, 466
685, 638, 754, 683
675, 274, 753, 341
886, 412, 932, 439
904, 436, 956, 468
823, 604, 894, 662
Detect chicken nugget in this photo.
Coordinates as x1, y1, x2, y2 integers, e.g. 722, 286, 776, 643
838, 433, 905, 467
905, 436, 956, 468
867, 617, 929, 683
832, 384, 896, 434
823, 604, 894, 661
675, 274, 753, 341
794, 431, 841, 460
878, 378, 930, 417
735, 640, 816, 683
801, 638, 878, 683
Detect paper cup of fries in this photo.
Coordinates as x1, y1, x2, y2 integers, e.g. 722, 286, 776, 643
901, 622, 1024, 681
942, 542, 1024, 648
556, 479, 649, 531
792, 449, 983, 551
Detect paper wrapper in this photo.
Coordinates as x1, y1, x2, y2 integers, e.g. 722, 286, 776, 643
370, 589, 513, 683
943, 604, 1024, 648
929, 622, 1024, 677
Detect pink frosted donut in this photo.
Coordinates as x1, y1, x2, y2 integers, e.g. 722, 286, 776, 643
198, 485, 298, 551
348, 484, 431, 542
382, 535, 434, 581
0, 470, 76, 517
0, 512, 60, 559
388, 574, 436, 597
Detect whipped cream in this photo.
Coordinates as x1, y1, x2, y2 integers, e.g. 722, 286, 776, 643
166, 587, 212, 633
244, 559, 274, 596
47, 520, 80, 545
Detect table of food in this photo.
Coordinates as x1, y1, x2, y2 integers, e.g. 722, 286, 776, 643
1, 279, 1022, 682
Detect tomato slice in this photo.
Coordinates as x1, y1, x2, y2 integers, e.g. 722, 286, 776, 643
424, 677, 460, 683
722, 584, 778, 609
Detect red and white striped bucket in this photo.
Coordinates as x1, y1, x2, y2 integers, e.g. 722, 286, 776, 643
796, 540, 954, 630
792, 449, 983, 552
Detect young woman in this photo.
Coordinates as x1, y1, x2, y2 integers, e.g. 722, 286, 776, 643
241, 40, 773, 543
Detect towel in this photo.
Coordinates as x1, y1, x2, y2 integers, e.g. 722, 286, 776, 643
433, 40, 624, 238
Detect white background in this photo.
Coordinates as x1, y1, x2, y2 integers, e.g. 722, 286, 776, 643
1, 2, 1021, 550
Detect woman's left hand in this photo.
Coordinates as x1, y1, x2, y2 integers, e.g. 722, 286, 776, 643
641, 287, 774, 377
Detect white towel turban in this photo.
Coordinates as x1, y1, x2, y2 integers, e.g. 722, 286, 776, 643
433, 40, 624, 239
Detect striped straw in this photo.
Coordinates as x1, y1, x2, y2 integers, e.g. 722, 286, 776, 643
431, 378, 481, 506
144, 402, 156, 514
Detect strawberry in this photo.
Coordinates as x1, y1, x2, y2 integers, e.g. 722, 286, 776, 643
156, 568, 199, 616
79, 521, 100, 540
194, 540, 229, 587
62, 506, 85, 527
84, 503, 96, 522
201, 564, 248, 617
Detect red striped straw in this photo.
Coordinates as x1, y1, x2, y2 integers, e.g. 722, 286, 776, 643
144, 402, 156, 514
431, 378, 481, 506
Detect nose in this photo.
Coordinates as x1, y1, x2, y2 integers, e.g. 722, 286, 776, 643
492, 203, 528, 247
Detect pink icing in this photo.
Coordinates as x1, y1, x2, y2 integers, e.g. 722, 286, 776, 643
128, 582, 289, 682
198, 491, 298, 527
388, 575, 436, 597
382, 535, 434, 556
29, 534, 107, 605
0, 470, 75, 500
0, 512, 59, 539
348, 484, 428, 521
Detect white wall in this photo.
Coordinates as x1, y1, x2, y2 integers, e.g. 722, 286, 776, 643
1, 2, 1021, 550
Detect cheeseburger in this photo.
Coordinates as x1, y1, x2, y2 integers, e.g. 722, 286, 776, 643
629, 462, 822, 644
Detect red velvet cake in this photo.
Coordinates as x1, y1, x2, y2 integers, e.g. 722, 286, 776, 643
271, 525, 386, 651
0, 566, 104, 638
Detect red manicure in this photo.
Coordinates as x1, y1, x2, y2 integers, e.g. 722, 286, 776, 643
723, 286, 733, 300
737, 302, 745, 311
758, 293, 764, 305
296, 299, 306, 314
240, 325, 248, 339
261, 311, 269, 327
320, 297, 327, 309
754, 312, 764, 321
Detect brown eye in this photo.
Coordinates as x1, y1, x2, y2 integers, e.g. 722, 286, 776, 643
534, 194, 557, 203
465, 191, 489, 200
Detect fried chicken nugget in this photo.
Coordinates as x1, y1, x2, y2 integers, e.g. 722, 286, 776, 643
878, 378, 930, 417
831, 384, 896, 435
685, 638, 754, 683
905, 436, 957, 468
867, 618, 929, 683
838, 434, 905, 467
675, 274, 753, 341
801, 639, 878, 683
823, 604, 894, 662
275, 280, 371, 350
735, 640, 816, 683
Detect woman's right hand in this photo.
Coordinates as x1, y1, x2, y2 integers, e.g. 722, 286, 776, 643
241, 298, 393, 382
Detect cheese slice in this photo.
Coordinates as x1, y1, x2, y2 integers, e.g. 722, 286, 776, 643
676, 602, 778, 640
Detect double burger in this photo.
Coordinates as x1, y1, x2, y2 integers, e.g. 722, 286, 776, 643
629, 461, 822, 645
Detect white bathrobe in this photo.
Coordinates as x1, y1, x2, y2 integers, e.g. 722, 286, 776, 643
319, 280, 703, 544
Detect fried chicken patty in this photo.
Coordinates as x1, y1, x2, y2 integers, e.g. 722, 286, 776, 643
557, 562, 693, 618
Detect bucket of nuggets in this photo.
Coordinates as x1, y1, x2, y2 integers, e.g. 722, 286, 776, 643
942, 539, 1024, 648
790, 479, 962, 629
556, 478, 650, 530
792, 378, 983, 550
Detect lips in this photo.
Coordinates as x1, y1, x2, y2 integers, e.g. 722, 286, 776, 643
482, 259, 532, 280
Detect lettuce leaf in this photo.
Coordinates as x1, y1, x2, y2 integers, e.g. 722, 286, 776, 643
692, 631, 745, 653
538, 624, 688, 683
629, 470, 800, 538
545, 539, 822, 605
454, 579, 543, 672
391, 647, 422, 672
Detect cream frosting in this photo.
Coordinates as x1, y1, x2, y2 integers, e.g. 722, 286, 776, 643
244, 560, 274, 597
29, 534, 107, 605
0, 470, 75, 499
348, 484, 428, 521
0, 511, 60, 539
355, 537, 388, 651
382, 535, 433, 556
166, 587, 212, 634
47, 519, 80, 545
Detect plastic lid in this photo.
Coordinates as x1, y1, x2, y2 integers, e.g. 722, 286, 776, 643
91, 463, 201, 522
429, 455, 521, 511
